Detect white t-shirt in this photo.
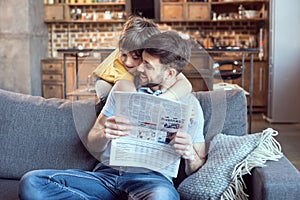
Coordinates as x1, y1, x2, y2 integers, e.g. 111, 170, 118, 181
96, 88, 205, 181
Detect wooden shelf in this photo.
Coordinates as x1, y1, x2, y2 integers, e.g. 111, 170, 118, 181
211, 0, 269, 5
66, 2, 126, 6
44, 2, 126, 24
161, 18, 267, 22
211, 18, 267, 22
160, 0, 268, 22
44, 19, 126, 23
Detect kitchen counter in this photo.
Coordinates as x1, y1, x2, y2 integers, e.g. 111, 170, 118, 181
57, 47, 115, 53
205, 47, 259, 53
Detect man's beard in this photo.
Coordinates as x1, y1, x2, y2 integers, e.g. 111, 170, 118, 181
141, 82, 160, 88
138, 73, 164, 89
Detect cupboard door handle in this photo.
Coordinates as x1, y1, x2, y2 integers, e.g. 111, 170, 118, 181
49, 86, 54, 90
49, 65, 53, 69
49, 76, 53, 79
259, 68, 263, 91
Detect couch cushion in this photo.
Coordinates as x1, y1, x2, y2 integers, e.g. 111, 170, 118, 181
0, 179, 19, 200
0, 89, 100, 179
194, 89, 248, 141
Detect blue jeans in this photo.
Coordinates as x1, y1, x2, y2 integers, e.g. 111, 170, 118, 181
19, 165, 179, 200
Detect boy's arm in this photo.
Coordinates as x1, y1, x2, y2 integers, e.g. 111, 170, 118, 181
92, 49, 119, 78
114, 79, 136, 92
159, 72, 192, 100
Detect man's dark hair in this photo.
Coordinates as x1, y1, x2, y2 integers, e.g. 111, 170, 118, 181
142, 31, 191, 74
118, 15, 160, 56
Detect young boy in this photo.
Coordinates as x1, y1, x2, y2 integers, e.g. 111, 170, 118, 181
93, 15, 192, 103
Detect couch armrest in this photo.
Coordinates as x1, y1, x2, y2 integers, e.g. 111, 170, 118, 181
247, 156, 300, 200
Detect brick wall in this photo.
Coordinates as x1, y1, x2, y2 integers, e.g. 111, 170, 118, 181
48, 20, 260, 58
48, 22, 122, 57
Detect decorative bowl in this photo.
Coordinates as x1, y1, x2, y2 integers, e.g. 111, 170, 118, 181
244, 10, 259, 19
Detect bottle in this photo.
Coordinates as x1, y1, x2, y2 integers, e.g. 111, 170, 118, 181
93, 11, 98, 21
238, 5, 244, 19
87, 75, 92, 91
258, 28, 264, 60
104, 11, 112, 20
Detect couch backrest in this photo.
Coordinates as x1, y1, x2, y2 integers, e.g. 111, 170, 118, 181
0, 89, 100, 179
194, 89, 247, 141
0, 88, 247, 180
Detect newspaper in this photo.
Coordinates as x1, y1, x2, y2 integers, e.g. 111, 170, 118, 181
109, 91, 192, 177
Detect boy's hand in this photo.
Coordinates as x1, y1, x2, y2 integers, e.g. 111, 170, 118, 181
159, 92, 178, 100
104, 116, 132, 140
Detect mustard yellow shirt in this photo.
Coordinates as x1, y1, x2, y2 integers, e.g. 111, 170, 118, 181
93, 49, 134, 84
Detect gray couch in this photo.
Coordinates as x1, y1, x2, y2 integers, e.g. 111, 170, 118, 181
0, 88, 299, 200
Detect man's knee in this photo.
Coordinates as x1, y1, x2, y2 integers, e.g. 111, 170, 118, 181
130, 185, 179, 200
18, 170, 46, 200
151, 186, 179, 200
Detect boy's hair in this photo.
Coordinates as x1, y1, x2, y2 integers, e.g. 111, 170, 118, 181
142, 31, 191, 74
118, 15, 160, 56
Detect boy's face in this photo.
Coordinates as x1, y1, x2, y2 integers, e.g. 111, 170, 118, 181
137, 51, 167, 88
119, 50, 142, 73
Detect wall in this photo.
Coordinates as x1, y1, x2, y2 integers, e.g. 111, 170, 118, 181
0, 0, 48, 95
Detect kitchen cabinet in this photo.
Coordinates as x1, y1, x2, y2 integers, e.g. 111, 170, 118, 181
160, 0, 210, 22
187, 2, 211, 21
161, 2, 185, 21
41, 59, 64, 98
233, 61, 268, 112
44, 4, 70, 21
41, 57, 100, 99
212, 58, 268, 112
41, 58, 76, 99
44, 1, 127, 23
160, 0, 268, 22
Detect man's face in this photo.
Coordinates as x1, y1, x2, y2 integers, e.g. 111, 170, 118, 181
119, 49, 142, 73
137, 51, 167, 88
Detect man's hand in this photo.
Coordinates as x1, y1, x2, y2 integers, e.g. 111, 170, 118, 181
104, 116, 132, 140
170, 131, 206, 175
170, 132, 195, 160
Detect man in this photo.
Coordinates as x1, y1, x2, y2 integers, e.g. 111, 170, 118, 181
87, 31, 206, 199
19, 31, 206, 200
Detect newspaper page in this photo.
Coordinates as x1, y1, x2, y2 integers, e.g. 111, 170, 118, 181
109, 91, 192, 177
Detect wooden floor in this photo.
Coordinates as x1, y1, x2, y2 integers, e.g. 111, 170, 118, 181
251, 113, 300, 171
